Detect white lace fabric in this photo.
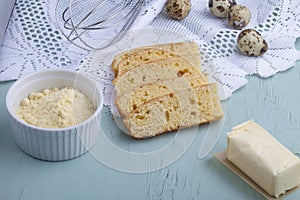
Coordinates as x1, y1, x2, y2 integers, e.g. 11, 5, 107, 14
0, 0, 299, 104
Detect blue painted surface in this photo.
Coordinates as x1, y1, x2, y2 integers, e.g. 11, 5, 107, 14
0, 39, 300, 200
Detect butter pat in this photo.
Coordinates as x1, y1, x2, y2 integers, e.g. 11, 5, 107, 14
227, 120, 300, 198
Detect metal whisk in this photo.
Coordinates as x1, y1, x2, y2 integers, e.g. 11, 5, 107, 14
56, 0, 144, 50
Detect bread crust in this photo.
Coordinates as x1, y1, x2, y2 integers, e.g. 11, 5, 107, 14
124, 83, 223, 139
115, 75, 208, 117
112, 54, 202, 85
111, 42, 201, 78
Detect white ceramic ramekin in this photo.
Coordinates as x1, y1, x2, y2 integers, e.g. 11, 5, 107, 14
6, 69, 103, 161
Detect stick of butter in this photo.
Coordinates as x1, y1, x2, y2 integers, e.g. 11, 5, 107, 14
227, 120, 300, 198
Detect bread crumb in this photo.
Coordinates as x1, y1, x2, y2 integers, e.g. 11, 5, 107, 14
17, 87, 95, 128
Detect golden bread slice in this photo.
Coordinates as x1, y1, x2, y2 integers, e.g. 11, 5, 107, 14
111, 42, 201, 77
114, 56, 206, 96
124, 83, 224, 138
116, 76, 208, 117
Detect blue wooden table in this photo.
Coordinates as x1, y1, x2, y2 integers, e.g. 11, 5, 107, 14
0, 39, 300, 200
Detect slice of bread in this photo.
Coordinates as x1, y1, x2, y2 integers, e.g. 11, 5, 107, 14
114, 56, 206, 96
111, 42, 201, 77
124, 83, 223, 138
116, 76, 208, 117
111, 41, 223, 139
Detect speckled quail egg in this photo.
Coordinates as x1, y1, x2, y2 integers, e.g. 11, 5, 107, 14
208, 0, 237, 18
166, 0, 191, 20
228, 4, 251, 29
237, 29, 268, 56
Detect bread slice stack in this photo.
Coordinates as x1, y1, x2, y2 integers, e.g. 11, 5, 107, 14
112, 42, 223, 138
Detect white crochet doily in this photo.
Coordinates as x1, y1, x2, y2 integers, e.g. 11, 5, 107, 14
0, 0, 300, 104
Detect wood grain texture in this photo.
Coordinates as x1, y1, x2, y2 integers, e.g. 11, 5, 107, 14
0, 40, 299, 200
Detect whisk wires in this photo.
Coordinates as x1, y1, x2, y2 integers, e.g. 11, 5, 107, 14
56, 0, 144, 50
